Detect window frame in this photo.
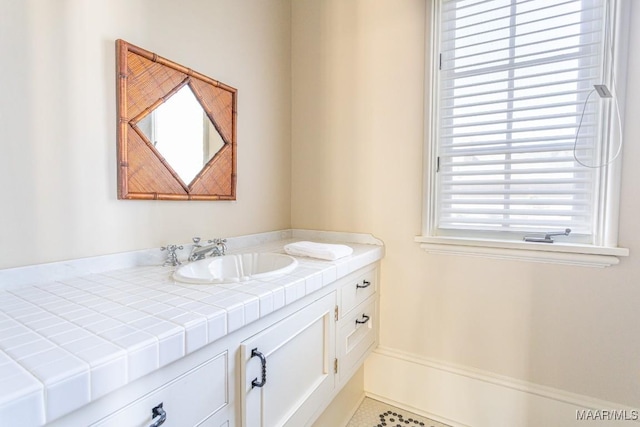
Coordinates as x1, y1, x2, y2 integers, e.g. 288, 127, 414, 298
417, 0, 630, 267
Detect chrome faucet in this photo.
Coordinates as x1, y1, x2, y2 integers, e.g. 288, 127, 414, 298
188, 237, 227, 261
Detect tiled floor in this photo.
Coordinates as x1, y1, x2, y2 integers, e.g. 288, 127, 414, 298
346, 397, 451, 427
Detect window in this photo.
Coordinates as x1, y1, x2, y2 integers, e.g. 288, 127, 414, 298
418, 0, 629, 266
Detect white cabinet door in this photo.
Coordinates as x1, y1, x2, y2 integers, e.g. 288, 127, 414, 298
241, 292, 336, 427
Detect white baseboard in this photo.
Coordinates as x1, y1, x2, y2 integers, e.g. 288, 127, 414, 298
364, 347, 639, 427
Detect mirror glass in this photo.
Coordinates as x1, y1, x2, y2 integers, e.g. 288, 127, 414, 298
137, 85, 225, 185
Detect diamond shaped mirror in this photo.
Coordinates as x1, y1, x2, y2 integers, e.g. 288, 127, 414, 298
116, 39, 236, 200
136, 85, 225, 185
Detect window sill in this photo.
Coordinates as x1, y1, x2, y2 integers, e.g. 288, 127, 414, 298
414, 236, 629, 268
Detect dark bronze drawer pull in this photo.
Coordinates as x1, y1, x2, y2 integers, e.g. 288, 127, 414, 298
355, 314, 370, 325
251, 348, 267, 388
356, 280, 371, 289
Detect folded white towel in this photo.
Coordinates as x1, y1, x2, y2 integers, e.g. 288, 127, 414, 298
284, 241, 353, 261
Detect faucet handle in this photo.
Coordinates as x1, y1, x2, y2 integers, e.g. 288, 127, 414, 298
207, 238, 227, 244
161, 244, 184, 267
207, 238, 227, 256
161, 244, 183, 251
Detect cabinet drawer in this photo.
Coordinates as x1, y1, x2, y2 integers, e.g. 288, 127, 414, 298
92, 351, 228, 427
337, 296, 377, 383
339, 268, 376, 317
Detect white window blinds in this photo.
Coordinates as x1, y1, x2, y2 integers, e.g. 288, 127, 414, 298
435, 0, 607, 240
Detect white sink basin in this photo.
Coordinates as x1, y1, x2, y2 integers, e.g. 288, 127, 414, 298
173, 252, 298, 284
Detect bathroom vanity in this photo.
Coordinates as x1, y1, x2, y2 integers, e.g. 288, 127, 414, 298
0, 230, 383, 427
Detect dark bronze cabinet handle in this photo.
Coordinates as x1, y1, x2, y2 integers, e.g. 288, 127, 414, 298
149, 402, 166, 427
356, 280, 371, 289
355, 314, 370, 325
251, 348, 267, 388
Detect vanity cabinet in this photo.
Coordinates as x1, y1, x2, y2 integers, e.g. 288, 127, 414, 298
47, 264, 379, 427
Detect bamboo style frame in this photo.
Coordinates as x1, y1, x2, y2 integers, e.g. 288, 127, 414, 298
116, 39, 237, 200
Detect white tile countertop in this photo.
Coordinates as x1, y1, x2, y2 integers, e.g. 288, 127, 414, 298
0, 230, 384, 426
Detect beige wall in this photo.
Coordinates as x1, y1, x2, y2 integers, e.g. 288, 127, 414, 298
0, 0, 291, 269
292, 0, 640, 407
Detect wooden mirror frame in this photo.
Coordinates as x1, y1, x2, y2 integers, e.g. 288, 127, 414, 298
116, 39, 237, 200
